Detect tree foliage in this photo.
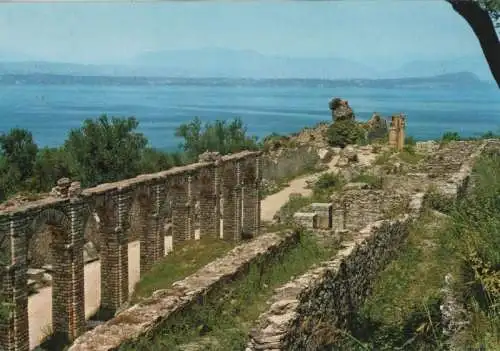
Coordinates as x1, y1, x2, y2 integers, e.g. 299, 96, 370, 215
0, 128, 38, 181
175, 117, 259, 161
64, 115, 149, 186
326, 120, 366, 148
0, 115, 259, 202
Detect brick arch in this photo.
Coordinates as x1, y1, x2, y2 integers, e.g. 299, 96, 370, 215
127, 187, 153, 243
27, 208, 72, 268
242, 161, 257, 185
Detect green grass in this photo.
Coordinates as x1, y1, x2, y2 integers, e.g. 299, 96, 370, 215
337, 210, 454, 350
131, 237, 235, 302
333, 148, 500, 350
312, 172, 345, 200
351, 173, 385, 189
121, 232, 337, 351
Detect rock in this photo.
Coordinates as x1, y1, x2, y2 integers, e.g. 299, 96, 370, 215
68, 181, 82, 197
317, 148, 333, 163
57, 177, 71, 187
366, 113, 388, 141
51, 177, 73, 198
343, 182, 370, 191
336, 157, 349, 168
342, 145, 358, 162
331, 147, 342, 155
198, 151, 222, 163
329, 98, 355, 122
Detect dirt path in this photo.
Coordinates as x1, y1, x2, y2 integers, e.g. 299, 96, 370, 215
260, 156, 340, 222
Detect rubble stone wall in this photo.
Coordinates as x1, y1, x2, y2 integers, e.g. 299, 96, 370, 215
69, 231, 299, 351
261, 145, 320, 184
0, 150, 262, 351
246, 140, 490, 351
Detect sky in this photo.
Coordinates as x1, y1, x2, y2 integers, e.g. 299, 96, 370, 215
0, 0, 488, 69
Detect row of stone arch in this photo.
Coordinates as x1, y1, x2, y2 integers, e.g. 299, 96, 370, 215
0, 154, 261, 351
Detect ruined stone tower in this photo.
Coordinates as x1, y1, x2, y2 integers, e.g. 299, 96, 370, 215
388, 114, 406, 151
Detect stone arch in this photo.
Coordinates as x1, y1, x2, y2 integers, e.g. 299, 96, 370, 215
26, 207, 72, 268
127, 186, 153, 243
242, 159, 257, 185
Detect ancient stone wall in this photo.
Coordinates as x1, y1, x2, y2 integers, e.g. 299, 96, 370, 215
247, 140, 489, 351
261, 145, 320, 184
0, 150, 262, 351
69, 231, 298, 351
329, 190, 410, 233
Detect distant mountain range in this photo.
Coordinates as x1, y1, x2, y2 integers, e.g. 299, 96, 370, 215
0, 48, 494, 82
0, 72, 489, 89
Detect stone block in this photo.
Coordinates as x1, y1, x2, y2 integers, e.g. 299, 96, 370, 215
310, 203, 333, 229
293, 212, 318, 229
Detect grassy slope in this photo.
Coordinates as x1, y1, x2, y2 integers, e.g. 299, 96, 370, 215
336, 148, 500, 350
123, 232, 338, 351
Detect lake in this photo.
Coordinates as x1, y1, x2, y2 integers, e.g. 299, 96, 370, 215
0, 82, 498, 150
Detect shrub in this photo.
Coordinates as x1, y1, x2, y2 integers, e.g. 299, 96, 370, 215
406, 135, 417, 146
351, 173, 385, 189
312, 173, 344, 200
440, 131, 461, 144
326, 120, 366, 148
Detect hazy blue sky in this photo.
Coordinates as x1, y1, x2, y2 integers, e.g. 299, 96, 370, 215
0, 0, 485, 67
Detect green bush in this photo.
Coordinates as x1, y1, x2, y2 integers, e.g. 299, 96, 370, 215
175, 117, 259, 161
312, 173, 344, 200
351, 173, 385, 189
326, 120, 366, 148
406, 135, 417, 146
440, 131, 461, 143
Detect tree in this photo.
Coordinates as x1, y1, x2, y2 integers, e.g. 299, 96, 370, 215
326, 120, 366, 148
29, 147, 74, 192
0, 128, 38, 181
64, 115, 148, 186
447, 0, 500, 88
175, 117, 259, 161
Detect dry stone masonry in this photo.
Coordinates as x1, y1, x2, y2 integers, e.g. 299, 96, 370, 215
0, 150, 262, 351
246, 140, 490, 351
69, 230, 298, 351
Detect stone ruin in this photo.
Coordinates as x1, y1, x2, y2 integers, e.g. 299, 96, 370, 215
0, 150, 263, 351
388, 113, 406, 151
329, 97, 355, 122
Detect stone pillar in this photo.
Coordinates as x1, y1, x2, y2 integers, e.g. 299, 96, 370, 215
199, 166, 219, 238
140, 184, 166, 274
171, 175, 190, 246
242, 157, 259, 237
100, 191, 130, 316
51, 201, 86, 343
138, 192, 154, 277
152, 184, 166, 261
388, 115, 406, 151
255, 156, 262, 236
187, 175, 196, 240
222, 161, 242, 241
0, 215, 29, 351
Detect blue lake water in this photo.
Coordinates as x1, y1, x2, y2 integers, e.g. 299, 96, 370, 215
0, 83, 499, 150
